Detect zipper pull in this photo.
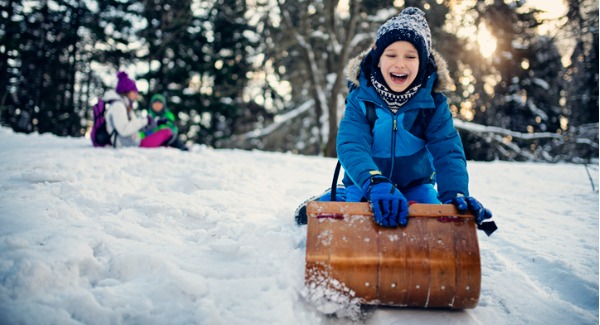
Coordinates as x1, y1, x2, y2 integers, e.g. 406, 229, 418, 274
393, 119, 397, 131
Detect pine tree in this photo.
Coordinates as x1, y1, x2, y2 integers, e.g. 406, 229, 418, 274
136, 0, 259, 147
0, 0, 24, 128
564, 0, 599, 126
11, 1, 85, 135
465, 0, 566, 160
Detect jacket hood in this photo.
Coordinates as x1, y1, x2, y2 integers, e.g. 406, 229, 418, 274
103, 90, 123, 102
344, 48, 454, 93
150, 94, 167, 106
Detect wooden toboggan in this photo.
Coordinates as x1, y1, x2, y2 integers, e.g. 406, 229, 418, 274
304, 201, 481, 309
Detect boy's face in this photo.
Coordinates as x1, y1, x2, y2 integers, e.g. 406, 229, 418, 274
151, 101, 164, 112
378, 41, 420, 93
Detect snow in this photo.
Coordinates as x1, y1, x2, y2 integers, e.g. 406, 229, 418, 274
532, 77, 550, 91
0, 127, 598, 325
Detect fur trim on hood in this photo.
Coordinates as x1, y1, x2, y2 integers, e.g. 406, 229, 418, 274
344, 49, 454, 93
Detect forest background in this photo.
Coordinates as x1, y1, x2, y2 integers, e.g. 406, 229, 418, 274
0, 0, 598, 162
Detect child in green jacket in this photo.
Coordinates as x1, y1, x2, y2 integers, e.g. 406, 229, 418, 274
147, 94, 189, 151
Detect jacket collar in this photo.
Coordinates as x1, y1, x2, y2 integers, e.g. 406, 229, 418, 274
345, 48, 454, 93
346, 48, 453, 112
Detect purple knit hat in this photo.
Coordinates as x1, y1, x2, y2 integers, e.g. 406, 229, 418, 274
115, 71, 138, 94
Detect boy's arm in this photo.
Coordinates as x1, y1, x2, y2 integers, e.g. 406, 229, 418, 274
336, 99, 381, 188
161, 110, 178, 134
425, 94, 469, 202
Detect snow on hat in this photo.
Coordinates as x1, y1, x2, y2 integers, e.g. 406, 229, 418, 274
115, 71, 138, 94
367, 7, 432, 88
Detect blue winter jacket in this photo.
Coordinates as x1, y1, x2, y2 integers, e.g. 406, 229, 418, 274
337, 51, 469, 203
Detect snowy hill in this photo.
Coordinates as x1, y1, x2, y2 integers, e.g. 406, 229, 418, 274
0, 127, 598, 325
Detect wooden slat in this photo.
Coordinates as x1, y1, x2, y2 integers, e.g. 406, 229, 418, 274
424, 217, 457, 307
329, 214, 378, 301
453, 220, 481, 308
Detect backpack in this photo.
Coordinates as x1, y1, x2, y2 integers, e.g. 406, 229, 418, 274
91, 98, 117, 147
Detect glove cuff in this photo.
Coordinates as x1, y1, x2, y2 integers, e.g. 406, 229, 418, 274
362, 175, 391, 196
443, 192, 465, 204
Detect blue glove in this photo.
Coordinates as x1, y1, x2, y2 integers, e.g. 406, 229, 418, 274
448, 195, 492, 225
363, 176, 408, 227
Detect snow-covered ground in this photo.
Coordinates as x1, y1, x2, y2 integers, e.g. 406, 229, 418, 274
0, 127, 598, 325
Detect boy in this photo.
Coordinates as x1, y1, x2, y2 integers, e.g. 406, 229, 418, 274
147, 94, 189, 151
337, 7, 492, 227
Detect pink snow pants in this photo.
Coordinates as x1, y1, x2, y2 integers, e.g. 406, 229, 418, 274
140, 128, 173, 148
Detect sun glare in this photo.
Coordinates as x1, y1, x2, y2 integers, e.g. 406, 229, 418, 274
477, 23, 497, 59
526, 0, 568, 21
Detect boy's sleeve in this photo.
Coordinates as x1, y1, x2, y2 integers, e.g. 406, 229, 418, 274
165, 111, 178, 134
336, 98, 381, 189
425, 94, 469, 202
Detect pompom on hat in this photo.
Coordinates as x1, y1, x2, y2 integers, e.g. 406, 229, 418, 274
115, 71, 139, 94
363, 7, 433, 90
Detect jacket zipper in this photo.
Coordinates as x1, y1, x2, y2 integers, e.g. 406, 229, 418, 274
389, 114, 398, 181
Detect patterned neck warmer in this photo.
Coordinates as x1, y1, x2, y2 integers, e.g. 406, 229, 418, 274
370, 73, 421, 111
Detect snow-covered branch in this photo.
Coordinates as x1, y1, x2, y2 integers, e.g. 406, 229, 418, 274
454, 119, 599, 162
236, 100, 314, 140
454, 119, 563, 140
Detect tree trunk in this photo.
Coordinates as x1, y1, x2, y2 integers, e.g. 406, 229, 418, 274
325, 0, 361, 158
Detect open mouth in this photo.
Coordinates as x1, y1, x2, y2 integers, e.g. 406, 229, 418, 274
390, 72, 408, 82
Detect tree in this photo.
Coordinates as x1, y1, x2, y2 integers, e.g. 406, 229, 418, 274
137, 0, 261, 147
564, 0, 599, 126
9, 1, 87, 136
252, 0, 391, 156
138, 0, 207, 145
0, 0, 596, 163
205, 0, 259, 146
0, 0, 142, 136
445, 0, 568, 161
0, 0, 21, 113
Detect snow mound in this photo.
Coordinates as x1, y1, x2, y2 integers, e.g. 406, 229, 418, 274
0, 127, 598, 325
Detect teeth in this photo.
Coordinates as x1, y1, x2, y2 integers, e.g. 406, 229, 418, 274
391, 73, 407, 78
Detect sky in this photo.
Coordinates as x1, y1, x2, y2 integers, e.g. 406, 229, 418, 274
0, 127, 597, 324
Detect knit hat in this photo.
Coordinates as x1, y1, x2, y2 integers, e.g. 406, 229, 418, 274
151, 94, 166, 104
149, 93, 168, 116
363, 7, 433, 90
115, 71, 138, 94
375, 7, 431, 65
